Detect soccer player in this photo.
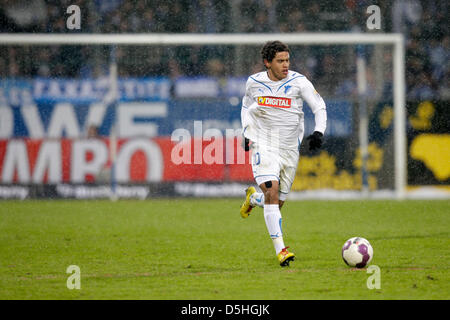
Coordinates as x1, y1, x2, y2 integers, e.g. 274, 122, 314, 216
239, 41, 327, 266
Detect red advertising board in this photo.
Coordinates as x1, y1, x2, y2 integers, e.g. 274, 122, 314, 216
0, 137, 253, 184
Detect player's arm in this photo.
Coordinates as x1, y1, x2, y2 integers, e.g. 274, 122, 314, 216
301, 79, 327, 150
241, 79, 253, 151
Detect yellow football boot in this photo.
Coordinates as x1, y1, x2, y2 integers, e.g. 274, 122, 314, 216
240, 187, 256, 218
277, 247, 295, 267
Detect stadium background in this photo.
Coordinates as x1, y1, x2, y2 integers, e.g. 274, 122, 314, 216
0, 0, 448, 199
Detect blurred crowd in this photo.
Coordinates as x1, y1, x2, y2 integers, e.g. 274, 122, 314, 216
0, 0, 448, 100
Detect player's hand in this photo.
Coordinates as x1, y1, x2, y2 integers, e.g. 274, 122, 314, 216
240, 135, 251, 151
306, 131, 323, 151
243, 138, 250, 151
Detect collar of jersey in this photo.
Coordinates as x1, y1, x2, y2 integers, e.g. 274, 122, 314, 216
251, 71, 304, 94
250, 75, 273, 93
276, 74, 304, 93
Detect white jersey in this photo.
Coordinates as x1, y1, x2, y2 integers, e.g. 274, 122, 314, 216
241, 70, 327, 150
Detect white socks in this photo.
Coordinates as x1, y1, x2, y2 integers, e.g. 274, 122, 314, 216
250, 192, 265, 208
250, 192, 286, 255
264, 204, 285, 255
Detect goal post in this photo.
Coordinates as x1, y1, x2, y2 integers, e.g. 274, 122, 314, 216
0, 32, 406, 199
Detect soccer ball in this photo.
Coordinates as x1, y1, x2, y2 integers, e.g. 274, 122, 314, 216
342, 237, 373, 268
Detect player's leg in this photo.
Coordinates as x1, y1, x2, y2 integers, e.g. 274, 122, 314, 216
250, 191, 264, 208
259, 180, 283, 253
259, 179, 279, 204
240, 143, 293, 266
240, 188, 280, 217
278, 149, 299, 207
243, 190, 284, 210
243, 190, 286, 211
258, 179, 294, 266
271, 149, 300, 265
246, 149, 298, 212
240, 143, 276, 218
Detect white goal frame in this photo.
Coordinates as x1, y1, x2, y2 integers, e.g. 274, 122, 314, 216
0, 32, 406, 199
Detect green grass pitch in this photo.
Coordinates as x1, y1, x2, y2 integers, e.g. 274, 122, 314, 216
0, 199, 449, 300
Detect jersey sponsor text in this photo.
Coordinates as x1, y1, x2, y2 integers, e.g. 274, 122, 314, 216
257, 96, 291, 108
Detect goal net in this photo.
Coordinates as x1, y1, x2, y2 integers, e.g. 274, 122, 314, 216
0, 33, 406, 199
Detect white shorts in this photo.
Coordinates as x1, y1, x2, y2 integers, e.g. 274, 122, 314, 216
251, 143, 299, 201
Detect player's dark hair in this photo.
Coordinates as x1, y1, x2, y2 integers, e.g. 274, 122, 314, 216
261, 41, 290, 64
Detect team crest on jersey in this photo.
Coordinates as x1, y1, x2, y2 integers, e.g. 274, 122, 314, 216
257, 96, 291, 108
284, 85, 292, 94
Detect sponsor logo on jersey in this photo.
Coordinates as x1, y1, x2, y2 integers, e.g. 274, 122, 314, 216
257, 96, 291, 108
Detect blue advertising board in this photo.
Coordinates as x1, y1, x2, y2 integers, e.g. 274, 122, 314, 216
1, 78, 352, 138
